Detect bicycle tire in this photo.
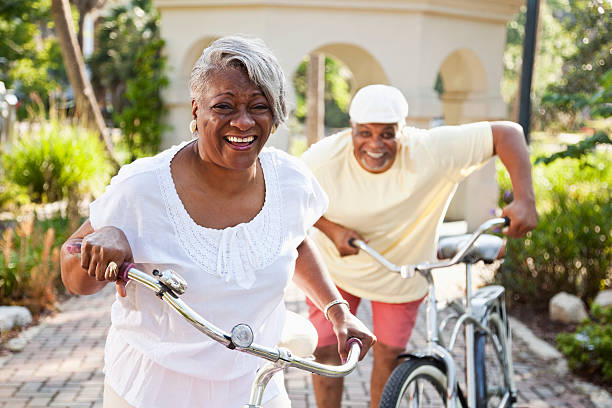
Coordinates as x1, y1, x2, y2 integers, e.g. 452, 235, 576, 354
474, 312, 513, 408
379, 358, 463, 408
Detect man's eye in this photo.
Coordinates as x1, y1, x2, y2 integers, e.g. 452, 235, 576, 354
359, 132, 371, 138
383, 132, 395, 139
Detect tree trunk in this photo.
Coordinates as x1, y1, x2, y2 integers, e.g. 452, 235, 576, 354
77, 12, 85, 51
50, 0, 117, 164
306, 53, 325, 146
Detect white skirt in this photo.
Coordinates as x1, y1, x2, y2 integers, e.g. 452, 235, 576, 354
104, 333, 289, 407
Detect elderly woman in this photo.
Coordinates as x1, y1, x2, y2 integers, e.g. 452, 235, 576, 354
60, 36, 375, 408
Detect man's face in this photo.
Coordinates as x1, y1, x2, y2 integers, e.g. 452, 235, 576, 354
351, 122, 399, 173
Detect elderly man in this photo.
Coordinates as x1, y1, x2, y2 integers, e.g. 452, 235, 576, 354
301, 84, 538, 408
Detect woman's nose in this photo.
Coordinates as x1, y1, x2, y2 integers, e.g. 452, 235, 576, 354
230, 108, 255, 130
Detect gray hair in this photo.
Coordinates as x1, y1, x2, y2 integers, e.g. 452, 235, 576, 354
189, 35, 287, 126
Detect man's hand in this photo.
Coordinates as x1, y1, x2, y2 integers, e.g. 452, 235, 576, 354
501, 198, 538, 238
314, 216, 365, 257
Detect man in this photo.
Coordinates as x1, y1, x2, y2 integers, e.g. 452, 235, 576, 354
301, 84, 538, 408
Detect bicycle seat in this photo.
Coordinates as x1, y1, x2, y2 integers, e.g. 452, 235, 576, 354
277, 310, 318, 358
437, 234, 504, 264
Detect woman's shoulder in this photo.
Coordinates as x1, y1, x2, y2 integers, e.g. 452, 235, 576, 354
111, 143, 185, 187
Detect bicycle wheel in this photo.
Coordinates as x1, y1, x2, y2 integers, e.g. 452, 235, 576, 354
379, 358, 462, 408
474, 312, 513, 408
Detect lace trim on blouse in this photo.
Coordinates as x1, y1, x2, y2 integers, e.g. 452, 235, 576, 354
157, 144, 284, 289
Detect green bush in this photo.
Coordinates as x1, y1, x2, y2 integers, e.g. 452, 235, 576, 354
495, 149, 611, 307
0, 216, 75, 314
557, 304, 612, 383
1, 119, 112, 203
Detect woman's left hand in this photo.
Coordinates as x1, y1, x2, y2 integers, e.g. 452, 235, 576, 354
327, 305, 376, 362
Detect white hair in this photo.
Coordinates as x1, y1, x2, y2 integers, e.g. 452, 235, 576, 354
189, 35, 287, 126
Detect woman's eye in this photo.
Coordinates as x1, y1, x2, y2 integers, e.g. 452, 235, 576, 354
213, 103, 232, 110
252, 104, 270, 111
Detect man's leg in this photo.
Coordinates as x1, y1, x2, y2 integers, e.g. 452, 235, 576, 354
369, 296, 425, 408
370, 342, 404, 407
312, 344, 343, 408
306, 287, 362, 408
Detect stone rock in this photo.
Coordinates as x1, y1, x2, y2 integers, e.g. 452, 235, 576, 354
0, 306, 32, 331
593, 290, 612, 309
549, 292, 588, 324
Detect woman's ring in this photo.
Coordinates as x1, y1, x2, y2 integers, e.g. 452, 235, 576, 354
106, 261, 118, 280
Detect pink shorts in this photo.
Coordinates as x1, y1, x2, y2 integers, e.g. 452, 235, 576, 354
306, 287, 424, 349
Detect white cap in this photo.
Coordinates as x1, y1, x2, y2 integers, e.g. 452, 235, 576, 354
349, 84, 409, 125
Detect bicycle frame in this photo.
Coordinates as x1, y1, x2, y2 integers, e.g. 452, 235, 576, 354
66, 243, 362, 408
351, 217, 516, 408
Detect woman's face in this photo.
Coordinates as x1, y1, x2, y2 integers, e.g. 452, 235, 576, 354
351, 122, 399, 173
192, 67, 273, 171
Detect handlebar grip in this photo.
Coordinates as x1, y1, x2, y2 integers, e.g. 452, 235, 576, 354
503, 216, 511, 227
345, 337, 363, 353
348, 238, 357, 248
65, 240, 133, 282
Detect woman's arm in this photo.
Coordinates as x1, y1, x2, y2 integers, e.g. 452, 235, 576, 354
293, 236, 375, 361
491, 121, 539, 237
60, 219, 133, 296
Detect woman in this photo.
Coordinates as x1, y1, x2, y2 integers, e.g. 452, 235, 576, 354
60, 35, 375, 408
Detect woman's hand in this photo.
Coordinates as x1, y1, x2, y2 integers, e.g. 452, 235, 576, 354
327, 304, 376, 362
80, 226, 133, 297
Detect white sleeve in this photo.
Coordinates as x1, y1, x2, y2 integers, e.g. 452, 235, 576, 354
303, 166, 329, 230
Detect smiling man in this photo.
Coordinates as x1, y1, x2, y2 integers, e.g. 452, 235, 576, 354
301, 84, 538, 408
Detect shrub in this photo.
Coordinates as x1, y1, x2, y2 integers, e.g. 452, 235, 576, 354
1, 119, 112, 203
557, 304, 612, 383
0, 216, 71, 314
495, 149, 611, 307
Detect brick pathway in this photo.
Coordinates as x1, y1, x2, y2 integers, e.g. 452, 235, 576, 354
0, 274, 599, 408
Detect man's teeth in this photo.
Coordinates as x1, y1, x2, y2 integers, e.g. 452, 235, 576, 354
366, 151, 384, 159
227, 136, 255, 143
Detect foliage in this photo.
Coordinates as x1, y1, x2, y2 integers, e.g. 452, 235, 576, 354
88, 0, 168, 162
557, 304, 612, 383
0, 0, 67, 119
293, 56, 353, 129
0, 216, 71, 314
540, 0, 612, 128
495, 149, 611, 307
534, 131, 612, 165
501, 0, 574, 126
1, 118, 112, 203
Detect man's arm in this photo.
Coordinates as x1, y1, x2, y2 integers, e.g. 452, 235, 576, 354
490, 121, 538, 237
314, 216, 365, 256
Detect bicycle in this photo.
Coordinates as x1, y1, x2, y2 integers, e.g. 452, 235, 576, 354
349, 217, 516, 408
66, 242, 363, 408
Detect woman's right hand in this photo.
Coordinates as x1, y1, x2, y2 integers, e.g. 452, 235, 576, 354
79, 226, 133, 296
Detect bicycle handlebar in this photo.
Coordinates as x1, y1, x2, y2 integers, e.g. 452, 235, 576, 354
349, 217, 510, 278
65, 241, 362, 378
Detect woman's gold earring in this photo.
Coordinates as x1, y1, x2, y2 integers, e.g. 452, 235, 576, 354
271, 125, 277, 133
189, 119, 197, 134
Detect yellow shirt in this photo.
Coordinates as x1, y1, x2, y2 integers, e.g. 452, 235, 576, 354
301, 122, 494, 303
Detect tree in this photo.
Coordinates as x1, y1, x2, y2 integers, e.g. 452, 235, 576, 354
0, 0, 67, 118
540, 0, 612, 127
88, 0, 168, 162
293, 56, 353, 129
69, 0, 106, 50
50, 0, 116, 162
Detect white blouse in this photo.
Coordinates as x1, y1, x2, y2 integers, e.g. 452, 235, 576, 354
89, 141, 328, 407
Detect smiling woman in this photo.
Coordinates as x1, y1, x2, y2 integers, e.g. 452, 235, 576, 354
59, 35, 375, 408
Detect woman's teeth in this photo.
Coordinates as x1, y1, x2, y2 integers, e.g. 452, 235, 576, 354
227, 136, 255, 143
365, 151, 384, 159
